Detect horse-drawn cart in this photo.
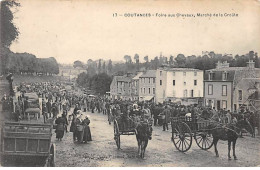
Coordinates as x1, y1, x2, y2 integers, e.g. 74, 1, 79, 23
113, 117, 136, 149
171, 116, 214, 152
1, 122, 55, 166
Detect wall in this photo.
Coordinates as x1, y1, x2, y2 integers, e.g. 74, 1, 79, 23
204, 81, 232, 111
139, 77, 156, 98
165, 70, 203, 98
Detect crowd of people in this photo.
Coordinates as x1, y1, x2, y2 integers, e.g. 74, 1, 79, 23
1, 80, 259, 142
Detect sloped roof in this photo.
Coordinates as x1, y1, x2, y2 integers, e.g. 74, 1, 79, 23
139, 70, 156, 78
117, 74, 134, 82
133, 72, 143, 80
209, 67, 260, 72
204, 67, 260, 89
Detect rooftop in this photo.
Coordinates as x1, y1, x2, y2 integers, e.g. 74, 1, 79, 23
132, 72, 143, 80
207, 67, 260, 72
139, 70, 156, 78
159, 67, 202, 72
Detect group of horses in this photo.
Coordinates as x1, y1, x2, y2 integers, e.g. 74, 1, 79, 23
132, 113, 256, 159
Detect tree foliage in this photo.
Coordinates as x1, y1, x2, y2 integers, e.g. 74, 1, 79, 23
4, 51, 59, 75
76, 72, 112, 95
73, 60, 84, 68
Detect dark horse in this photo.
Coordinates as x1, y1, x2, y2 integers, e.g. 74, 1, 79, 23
135, 123, 152, 158
209, 119, 254, 160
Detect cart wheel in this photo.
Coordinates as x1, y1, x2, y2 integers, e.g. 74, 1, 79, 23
49, 144, 56, 167
194, 131, 213, 150
114, 120, 120, 149
172, 122, 192, 152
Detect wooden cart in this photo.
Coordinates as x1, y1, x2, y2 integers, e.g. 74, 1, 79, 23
1, 122, 55, 166
113, 118, 136, 149
170, 116, 214, 152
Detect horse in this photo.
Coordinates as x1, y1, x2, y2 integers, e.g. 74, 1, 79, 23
246, 112, 259, 138
209, 119, 254, 160
135, 122, 152, 158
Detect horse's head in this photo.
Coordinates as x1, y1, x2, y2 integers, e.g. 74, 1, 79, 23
136, 123, 152, 140
236, 119, 254, 136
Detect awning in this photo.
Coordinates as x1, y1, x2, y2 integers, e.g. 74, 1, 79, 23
143, 96, 154, 101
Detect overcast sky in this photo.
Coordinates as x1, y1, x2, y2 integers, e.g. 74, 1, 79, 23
10, 0, 260, 64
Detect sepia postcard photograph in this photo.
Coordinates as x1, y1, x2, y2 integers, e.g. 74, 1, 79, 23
0, 0, 260, 167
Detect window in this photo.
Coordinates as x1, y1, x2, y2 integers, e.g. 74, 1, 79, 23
238, 90, 242, 100
141, 88, 142, 93
149, 78, 151, 84
194, 80, 197, 86
184, 82, 186, 86
222, 85, 227, 96
172, 72, 175, 76
208, 84, 213, 95
129, 83, 131, 87
173, 80, 175, 86
153, 88, 155, 94
153, 78, 155, 83
144, 88, 146, 94
183, 89, 187, 97
191, 90, 194, 97
144, 78, 146, 83
160, 71, 162, 76
149, 88, 151, 94
194, 72, 197, 76
222, 100, 227, 109
160, 80, 162, 86
209, 72, 214, 80
183, 72, 186, 76
222, 72, 228, 81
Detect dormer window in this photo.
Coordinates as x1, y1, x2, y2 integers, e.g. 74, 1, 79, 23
209, 72, 214, 80
222, 71, 228, 81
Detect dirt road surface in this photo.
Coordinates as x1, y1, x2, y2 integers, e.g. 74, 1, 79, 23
53, 110, 260, 167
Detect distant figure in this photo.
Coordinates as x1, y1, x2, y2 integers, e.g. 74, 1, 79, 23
55, 116, 66, 141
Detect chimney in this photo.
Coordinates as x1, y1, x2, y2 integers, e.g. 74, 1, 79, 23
247, 60, 255, 69
126, 72, 133, 77
216, 61, 229, 69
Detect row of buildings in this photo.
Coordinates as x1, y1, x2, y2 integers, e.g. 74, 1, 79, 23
110, 60, 260, 112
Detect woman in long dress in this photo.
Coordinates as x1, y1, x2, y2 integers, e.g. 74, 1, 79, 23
82, 116, 92, 142
55, 116, 66, 141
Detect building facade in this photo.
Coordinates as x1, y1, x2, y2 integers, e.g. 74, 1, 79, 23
155, 67, 203, 104
204, 60, 260, 111
139, 70, 156, 102
110, 73, 134, 101
131, 72, 143, 101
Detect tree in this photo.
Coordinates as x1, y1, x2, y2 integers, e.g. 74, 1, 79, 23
144, 56, 149, 63
73, 60, 84, 68
124, 55, 132, 64
0, 1, 20, 48
249, 51, 255, 60
255, 53, 259, 68
175, 54, 186, 67
169, 55, 174, 65
102, 61, 106, 73
98, 59, 102, 73
134, 54, 139, 70
0, 0, 20, 74
87, 59, 96, 77
107, 59, 112, 74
